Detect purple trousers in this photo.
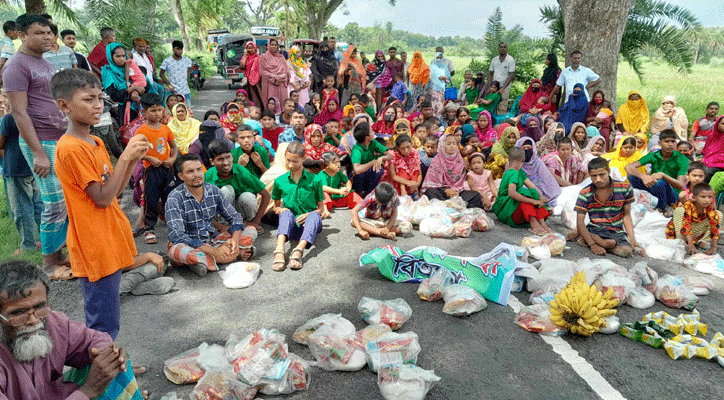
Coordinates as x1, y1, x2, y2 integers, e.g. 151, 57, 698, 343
278, 210, 322, 247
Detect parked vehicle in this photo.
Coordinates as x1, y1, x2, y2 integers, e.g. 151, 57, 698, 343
207, 28, 230, 52
93, 95, 123, 158
189, 58, 205, 91
216, 34, 254, 89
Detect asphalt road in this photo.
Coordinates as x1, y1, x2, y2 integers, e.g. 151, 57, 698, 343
47, 76, 724, 400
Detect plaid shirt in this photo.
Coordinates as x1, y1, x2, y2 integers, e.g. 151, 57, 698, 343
165, 182, 244, 247
278, 126, 304, 144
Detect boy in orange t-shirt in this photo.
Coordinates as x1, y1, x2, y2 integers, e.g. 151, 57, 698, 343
135, 92, 179, 244
52, 69, 153, 340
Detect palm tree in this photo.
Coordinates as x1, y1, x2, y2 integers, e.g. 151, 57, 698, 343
540, 0, 699, 81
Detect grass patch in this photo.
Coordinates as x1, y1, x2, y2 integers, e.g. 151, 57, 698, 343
0, 179, 43, 263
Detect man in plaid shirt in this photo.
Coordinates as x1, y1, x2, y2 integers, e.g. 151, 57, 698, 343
165, 153, 257, 276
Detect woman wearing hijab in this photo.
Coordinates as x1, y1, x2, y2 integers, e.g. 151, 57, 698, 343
240, 41, 263, 111
168, 103, 201, 153
407, 51, 430, 108
487, 126, 520, 179
701, 115, 724, 182
304, 93, 321, 123
521, 115, 544, 142
580, 135, 607, 174
421, 133, 483, 208
387, 118, 421, 149
541, 53, 561, 110
102, 42, 150, 124
372, 101, 399, 139
518, 79, 548, 118
557, 83, 589, 134
542, 137, 584, 187
650, 95, 689, 141
311, 40, 339, 96
603, 136, 645, 179
475, 110, 496, 142
219, 102, 244, 133
568, 122, 589, 155
537, 122, 566, 158
303, 124, 346, 161
516, 137, 562, 206
259, 38, 289, 110
187, 120, 233, 168
367, 50, 392, 111
287, 45, 312, 106
616, 90, 650, 135
314, 96, 343, 127
338, 45, 366, 106
634, 132, 649, 156
428, 52, 452, 117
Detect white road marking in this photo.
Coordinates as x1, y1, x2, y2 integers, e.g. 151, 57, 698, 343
507, 295, 627, 400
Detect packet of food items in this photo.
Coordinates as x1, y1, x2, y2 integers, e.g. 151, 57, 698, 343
653, 275, 700, 310
441, 284, 487, 316
472, 212, 494, 232
416, 268, 455, 302
358, 297, 413, 330
682, 276, 714, 296
259, 353, 311, 395
349, 324, 392, 349
444, 195, 466, 211
365, 331, 422, 372
682, 253, 724, 277
529, 289, 556, 306
307, 324, 367, 371
521, 233, 565, 258
453, 215, 473, 238
292, 313, 356, 345
163, 345, 205, 384
626, 286, 656, 309
595, 271, 637, 304
618, 323, 665, 348
419, 217, 455, 238
378, 364, 441, 400
190, 369, 257, 400
225, 329, 291, 386
513, 304, 564, 336
218, 261, 261, 289
630, 261, 658, 293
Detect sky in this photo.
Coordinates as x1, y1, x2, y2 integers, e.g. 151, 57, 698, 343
329, 0, 723, 39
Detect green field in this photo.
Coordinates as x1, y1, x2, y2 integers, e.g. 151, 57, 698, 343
0, 181, 42, 262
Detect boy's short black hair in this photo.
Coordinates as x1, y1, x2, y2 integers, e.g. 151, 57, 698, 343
50, 69, 102, 101
286, 141, 305, 156
175, 153, 202, 172
204, 110, 219, 121
289, 89, 299, 96
140, 92, 163, 109
359, 94, 370, 104
208, 139, 231, 160
321, 151, 339, 164
659, 129, 677, 142
395, 134, 411, 147
414, 124, 427, 132
60, 29, 74, 38
508, 147, 525, 162
48, 23, 58, 36
40, 13, 52, 20
172, 40, 183, 49
587, 156, 610, 172
15, 14, 49, 33
558, 137, 573, 147
236, 124, 254, 134
374, 182, 395, 205
424, 134, 439, 144
707, 101, 720, 109
3, 21, 16, 34
420, 100, 432, 109
261, 109, 276, 120
389, 46, 397, 52
688, 161, 706, 174
692, 182, 713, 197
326, 118, 339, 125
353, 122, 371, 144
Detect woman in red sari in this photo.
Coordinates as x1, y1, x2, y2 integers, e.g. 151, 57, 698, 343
259, 38, 289, 110
240, 41, 264, 111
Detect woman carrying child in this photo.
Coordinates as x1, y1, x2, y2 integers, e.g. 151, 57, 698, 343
421, 133, 483, 208
487, 126, 520, 179
219, 102, 244, 133
516, 137, 562, 206
102, 42, 151, 124
168, 103, 201, 153
464, 152, 497, 210
381, 134, 422, 198
493, 146, 554, 235
537, 122, 565, 158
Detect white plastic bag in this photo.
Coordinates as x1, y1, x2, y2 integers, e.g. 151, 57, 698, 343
225, 329, 291, 386
654, 275, 700, 310
419, 217, 455, 238
365, 331, 421, 372
292, 314, 356, 345
307, 324, 367, 371
417, 268, 454, 301
197, 343, 230, 372
682, 253, 724, 279
258, 353, 311, 395
626, 286, 656, 309
441, 284, 487, 316
378, 364, 441, 400
599, 316, 620, 335
358, 297, 413, 330
218, 262, 261, 289
191, 368, 256, 400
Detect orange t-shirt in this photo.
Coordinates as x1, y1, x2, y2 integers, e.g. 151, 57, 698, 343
55, 134, 137, 282
135, 123, 175, 168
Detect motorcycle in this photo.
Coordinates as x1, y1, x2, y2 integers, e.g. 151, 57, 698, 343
92, 95, 123, 158
190, 59, 205, 91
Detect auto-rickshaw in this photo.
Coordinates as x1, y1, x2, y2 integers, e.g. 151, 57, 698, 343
207, 28, 229, 52
216, 34, 254, 89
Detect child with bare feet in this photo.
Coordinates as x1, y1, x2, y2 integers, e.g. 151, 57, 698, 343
568, 156, 644, 257
491, 147, 553, 235
666, 182, 721, 256
352, 182, 406, 240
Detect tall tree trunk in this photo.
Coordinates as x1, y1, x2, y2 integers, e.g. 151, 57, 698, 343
304, 0, 344, 40
25, 0, 45, 14
170, 0, 191, 51
558, 0, 633, 107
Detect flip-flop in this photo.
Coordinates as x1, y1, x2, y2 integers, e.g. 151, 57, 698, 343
47, 266, 74, 281
288, 248, 304, 270
144, 231, 158, 244
271, 250, 286, 271
132, 228, 146, 237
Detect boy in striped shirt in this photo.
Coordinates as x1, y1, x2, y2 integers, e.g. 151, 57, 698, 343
570, 157, 643, 258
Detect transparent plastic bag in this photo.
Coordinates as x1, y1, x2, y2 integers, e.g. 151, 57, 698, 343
441, 284, 487, 316
626, 286, 656, 309
529, 289, 556, 306
225, 329, 291, 386
259, 353, 311, 395
596, 271, 637, 304
521, 233, 565, 258
419, 217, 455, 238
654, 275, 700, 310
378, 364, 441, 400
358, 297, 413, 330
307, 324, 367, 371
191, 369, 257, 400
365, 331, 421, 372
417, 268, 454, 302
218, 262, 261, 289
453, 215, 473, 238
513, 304, 564, 336
397, 195, 415, 223
444, 195, 466, 211
472, 211, 494, 232
292, 314, 355, 345
163, 345, 205, 384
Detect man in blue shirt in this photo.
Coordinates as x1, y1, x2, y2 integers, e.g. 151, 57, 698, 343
278, 109, 307, 144
551, 50, 601, 104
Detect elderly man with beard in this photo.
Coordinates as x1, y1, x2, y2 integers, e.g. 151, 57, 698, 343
0, 260, 144, 399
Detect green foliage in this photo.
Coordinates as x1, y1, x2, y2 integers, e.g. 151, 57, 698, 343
0, 179, 43, 265
84, 0, 164, 48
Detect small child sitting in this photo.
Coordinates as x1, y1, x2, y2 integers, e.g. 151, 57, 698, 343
678, 161, 706, 205
666, 182, 721, 255
596, 101, 614, 121
419, 134, 438, 179
413, 124, 427, 149
390, 71, 408, 105
460, 131, 482, 159
351, 182, 410, 240
492, 147, 553, 235
316, 151, 361, 211
464, 152, 497, 210
381, 134, 422, 198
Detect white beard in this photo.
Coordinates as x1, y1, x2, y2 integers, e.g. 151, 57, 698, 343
9, 323, 53, 362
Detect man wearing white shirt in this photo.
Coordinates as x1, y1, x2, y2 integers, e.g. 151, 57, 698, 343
486, 42, 515, 114
551, 50, 601, 104
131, 38, 154, 83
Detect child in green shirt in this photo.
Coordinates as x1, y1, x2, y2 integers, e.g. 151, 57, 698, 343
315, 151, 361, 211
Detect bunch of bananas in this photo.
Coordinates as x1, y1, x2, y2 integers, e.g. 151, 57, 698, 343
549, 271, 618, 336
